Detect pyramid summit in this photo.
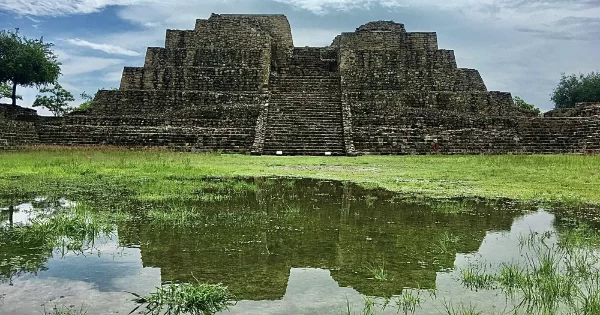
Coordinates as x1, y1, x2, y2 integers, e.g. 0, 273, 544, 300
1, 14, 599, 154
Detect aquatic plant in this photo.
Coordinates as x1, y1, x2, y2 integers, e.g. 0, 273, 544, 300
283, 203, 301, 214
43, 304, 87, 315
343, 290, 427, 315
366, 263, 388, 281
342, 296, 376, 315
147, 206, 205, 226
130, 282, 235, 315
426, 200, 474, 214
459, 265, 495, 291
364, 195, 378, 208
434, 232, 461, 254
361, 296, 376, 315
459, 229, 600, 314
441, 300, 482, 315
395, 290, 423, 315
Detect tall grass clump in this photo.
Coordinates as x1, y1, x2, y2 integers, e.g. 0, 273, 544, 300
342, 290, 427, 315
130, 282, 235, 315
459, 227, 600, 314
395, 290, 424, 315
147, 205, 205, 226
434, 232, 462, 254
442, 301, 481, 315
366, 262, 388, 281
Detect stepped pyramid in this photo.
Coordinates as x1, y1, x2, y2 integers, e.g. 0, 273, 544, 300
74, 14, 518, 155
12, 14, 595, 154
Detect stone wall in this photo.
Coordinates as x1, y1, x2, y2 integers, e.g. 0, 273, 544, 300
545, 103, 600, 118
352, 107, 600, 154
0, 105, 38, 150
34, 116, 254, 152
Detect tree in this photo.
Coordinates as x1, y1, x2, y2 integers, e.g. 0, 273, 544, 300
514, 96, 541, 117
0, 82, 21, 101
0, 29, 61, 106
74, 91, 94, 111
33, 83, 74, 116
551, 72, 600, 109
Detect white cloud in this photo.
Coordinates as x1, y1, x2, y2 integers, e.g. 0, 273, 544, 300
102, 70, 123, 82
65, 38, 141, 56
0, 0, 158, 16
53, 49, 125, 76
61, 56, 124, 76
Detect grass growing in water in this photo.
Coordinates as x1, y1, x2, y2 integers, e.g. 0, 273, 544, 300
366, 263, 389, 281
43, 304, 87, 315
131, 282, 235, 315
459, 226, 600, 314
395, 290, 423, 315
343, 290, 427, 315
434, 232, 462, 254
441, 301, 481, 315
147, 205, 205, 226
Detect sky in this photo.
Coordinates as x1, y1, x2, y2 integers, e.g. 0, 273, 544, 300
1, 0, 599, 115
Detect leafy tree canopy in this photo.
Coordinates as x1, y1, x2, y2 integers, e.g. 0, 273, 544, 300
551, 72, 600, 109
514, 96, 541, 117
32, 83, 74, 117
0, 29, 61, 106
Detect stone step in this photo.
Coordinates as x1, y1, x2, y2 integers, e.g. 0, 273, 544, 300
270, 85, 339, 89
269, 98, 341, 103
265, 129, 343, 134
263, 143, 345, 149
268, 103, 342, 108
268, 113, 342, 118
264, 146, 344, 149
267, 122, 343, 127
264, 139, 344, 144
269, 115, 342, 119
270, 81, 339, 85
262, 150, 345, 156
267, 117, 344, 123
270, 76, 340, 80
267, 125, 342, 129
270, 81, 340, 86
270, 103, 341, 108
268, 125, 343, 130
264, 148, 345, 153
262, 67, 345, 156
272, 71, 339, 77
269, 97, 342, 104
265, 135, 344, 141
270, 93, 341, 98
265, 123, 343, 129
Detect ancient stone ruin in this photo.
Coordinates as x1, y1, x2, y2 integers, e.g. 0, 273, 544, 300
1, 14, 599, 154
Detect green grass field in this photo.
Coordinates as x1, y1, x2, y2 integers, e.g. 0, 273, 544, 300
1, 148, 599, 204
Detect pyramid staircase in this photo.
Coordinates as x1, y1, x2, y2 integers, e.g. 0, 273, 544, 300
261, 48, 346, 156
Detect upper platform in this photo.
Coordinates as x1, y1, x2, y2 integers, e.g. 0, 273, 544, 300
79, 13, 524, 118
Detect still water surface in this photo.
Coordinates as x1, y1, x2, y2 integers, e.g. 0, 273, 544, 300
0, 178, 597, 314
